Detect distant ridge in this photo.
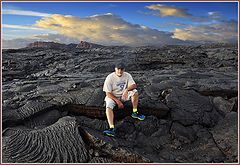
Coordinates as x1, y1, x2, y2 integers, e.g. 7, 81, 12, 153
76, 41, 105, 48
27, 41, 67, 49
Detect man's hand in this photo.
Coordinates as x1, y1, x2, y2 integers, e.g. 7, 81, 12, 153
122, 89, 128, 101
106, 92, 124, 109
116, 100, 124, 109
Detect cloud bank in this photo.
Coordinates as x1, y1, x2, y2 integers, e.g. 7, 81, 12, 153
173, 20, 237, 43
3, 11, 237, 49
35, 13, 184, 46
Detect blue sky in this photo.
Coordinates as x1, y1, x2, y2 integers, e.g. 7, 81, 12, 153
2, 2, 238, 48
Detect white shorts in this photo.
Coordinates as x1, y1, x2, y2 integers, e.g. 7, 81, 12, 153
105, 89, 138, 109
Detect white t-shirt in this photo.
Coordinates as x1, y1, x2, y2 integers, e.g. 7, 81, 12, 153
103, 72, 136, 98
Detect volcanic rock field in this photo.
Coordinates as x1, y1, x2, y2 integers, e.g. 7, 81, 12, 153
2, 43, 238, 163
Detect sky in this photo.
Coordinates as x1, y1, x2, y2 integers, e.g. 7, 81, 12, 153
2, 2, 239, 48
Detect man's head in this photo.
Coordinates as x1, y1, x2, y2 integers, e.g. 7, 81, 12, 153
115, 62, 125, 77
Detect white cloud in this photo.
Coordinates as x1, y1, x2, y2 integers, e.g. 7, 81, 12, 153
35, 13, 184, 46
3, 24, 49, 31
145, 4, 225, 24
207, 11, 222, 20
2, 24, 57, 40
145, 4, 192, 17
89, 13, 113, 18
2, 9, 51, 17
173, 20, 238, 43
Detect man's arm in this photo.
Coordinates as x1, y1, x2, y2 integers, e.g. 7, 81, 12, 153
122, 84, 137, 101
126, 73, 137, 92
126, 84, 137, 91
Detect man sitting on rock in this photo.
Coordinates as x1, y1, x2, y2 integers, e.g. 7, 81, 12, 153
103, 62, 145, 137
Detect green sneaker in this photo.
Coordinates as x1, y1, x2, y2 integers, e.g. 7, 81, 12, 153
103, 128, 115, 137
131, 112, 145, 120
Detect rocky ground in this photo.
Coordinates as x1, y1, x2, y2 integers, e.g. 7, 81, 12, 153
2, 43, 238, 163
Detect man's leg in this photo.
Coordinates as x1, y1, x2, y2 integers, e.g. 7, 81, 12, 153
103, 97, 116, 136
130, 90, 145, 120
131, 92, 139, 110
106, 107, 114, 129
